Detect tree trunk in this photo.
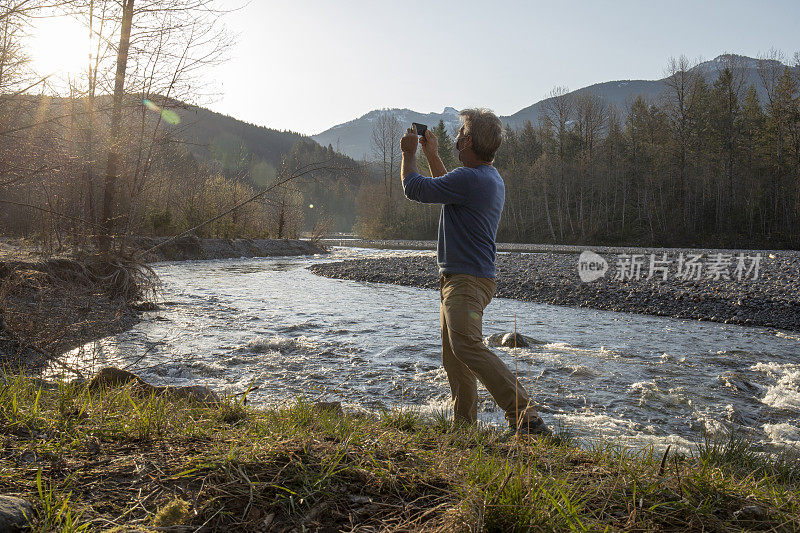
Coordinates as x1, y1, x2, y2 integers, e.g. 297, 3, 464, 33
100, 0, 134, 255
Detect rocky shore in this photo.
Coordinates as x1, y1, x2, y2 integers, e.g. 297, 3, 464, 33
308, 249, 800, 332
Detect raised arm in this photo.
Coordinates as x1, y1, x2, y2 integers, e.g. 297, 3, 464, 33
401, 127, 470, 204
420, 130, 447, 177
402, 165, 472, 205
400, 126, 420, 185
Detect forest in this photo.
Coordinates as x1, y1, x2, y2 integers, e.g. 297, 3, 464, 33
1, 1, 799, 250
0, 0, 366, 253
362, 54, 800, 249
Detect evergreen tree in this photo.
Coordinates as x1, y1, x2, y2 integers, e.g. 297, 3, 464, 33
432, 120, 458, 171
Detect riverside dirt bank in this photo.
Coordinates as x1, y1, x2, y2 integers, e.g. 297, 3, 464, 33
131, 235, 327, 261
0, 237, 328, 369
0, 236, 327, 263
307, 248, 800, 332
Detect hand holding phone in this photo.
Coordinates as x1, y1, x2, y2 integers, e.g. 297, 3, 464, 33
420, 128, 437, 156
412, 122, 427, 136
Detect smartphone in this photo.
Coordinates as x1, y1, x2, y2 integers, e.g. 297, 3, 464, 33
412, 122, 427, 136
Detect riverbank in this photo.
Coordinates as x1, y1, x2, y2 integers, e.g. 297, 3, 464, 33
130, 235, 328, 262
307, 249, 800, 332
0, 237, 328, 369
0, 258, 146, 372
0, 236, 328, 263
1, 372, 797, 531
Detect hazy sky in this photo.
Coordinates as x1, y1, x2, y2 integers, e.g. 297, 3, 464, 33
29, 0, 800, 136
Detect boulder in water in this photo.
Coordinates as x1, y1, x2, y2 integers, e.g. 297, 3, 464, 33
486, 332, 546, 348
501, 332, 529, 347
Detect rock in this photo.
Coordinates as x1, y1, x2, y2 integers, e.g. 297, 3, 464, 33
734, 504, 766, 521
85, 436, 101, 455
87, 368, 218, 405
160, 385, 219, 405
313, 401, 343, 416
500, 332, 529, 347
485, 332, 547, 348
130, 301, 159, 312
18, 451, 37, 465
88, 367, 152, 391
0, 495, 34, 532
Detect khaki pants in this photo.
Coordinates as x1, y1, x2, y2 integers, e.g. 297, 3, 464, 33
439, 272, 537, 426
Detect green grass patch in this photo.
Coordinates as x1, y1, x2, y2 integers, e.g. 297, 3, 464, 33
0, 373, 798, 531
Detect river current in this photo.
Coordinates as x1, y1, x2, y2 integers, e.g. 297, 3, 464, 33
56, 247, 800, 454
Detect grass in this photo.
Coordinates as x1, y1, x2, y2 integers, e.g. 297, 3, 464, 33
0, 373, 799, 532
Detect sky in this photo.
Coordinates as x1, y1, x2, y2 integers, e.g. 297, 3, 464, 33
28, 0, 800, 136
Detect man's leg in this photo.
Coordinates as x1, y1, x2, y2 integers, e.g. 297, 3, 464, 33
441, 274, 538, 426
440, 275, 478, 424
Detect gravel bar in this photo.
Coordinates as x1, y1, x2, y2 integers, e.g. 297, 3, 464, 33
308, 248, 800, 332
319, 238, 797, 256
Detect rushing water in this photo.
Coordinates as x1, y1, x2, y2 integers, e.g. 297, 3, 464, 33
56, 247, 800, 454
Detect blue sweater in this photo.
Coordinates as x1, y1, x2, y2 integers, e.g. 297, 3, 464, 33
403, 164, 505, 278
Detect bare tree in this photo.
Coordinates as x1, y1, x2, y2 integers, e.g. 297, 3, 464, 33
370, 110, 402, 199
542, 86, 574, 240
99, 0, 133, 253
76, 0, 235, 252
662, 55, 703, 233
574, 92, 607, 236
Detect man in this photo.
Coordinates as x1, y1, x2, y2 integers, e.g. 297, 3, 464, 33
400, 108, 550, 439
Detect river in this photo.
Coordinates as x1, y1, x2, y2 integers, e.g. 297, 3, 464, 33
55, 247, 800, 454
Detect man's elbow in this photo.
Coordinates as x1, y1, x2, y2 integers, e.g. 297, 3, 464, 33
404, 191, 422, 203
402, 177, 418, 201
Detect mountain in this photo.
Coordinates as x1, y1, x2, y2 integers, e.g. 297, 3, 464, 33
312, 106, 461, 161
504, 54, 785, 129
171, 103, 308, 170
162, 99, 364, 192
312, 54, 794, 159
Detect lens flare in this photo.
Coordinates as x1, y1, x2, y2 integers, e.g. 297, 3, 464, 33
161, 109, 180, 125
142, 99, 181, 125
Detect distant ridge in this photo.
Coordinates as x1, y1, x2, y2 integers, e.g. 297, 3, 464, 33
312, 54, 796, 160
312, 106, 461, 161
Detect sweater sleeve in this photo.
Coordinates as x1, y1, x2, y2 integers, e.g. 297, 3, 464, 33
402, 166, 472, 205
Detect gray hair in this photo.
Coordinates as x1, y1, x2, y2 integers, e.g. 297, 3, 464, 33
459, 108, 503, 162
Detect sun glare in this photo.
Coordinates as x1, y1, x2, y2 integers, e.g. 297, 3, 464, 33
29, 16, 89, 83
